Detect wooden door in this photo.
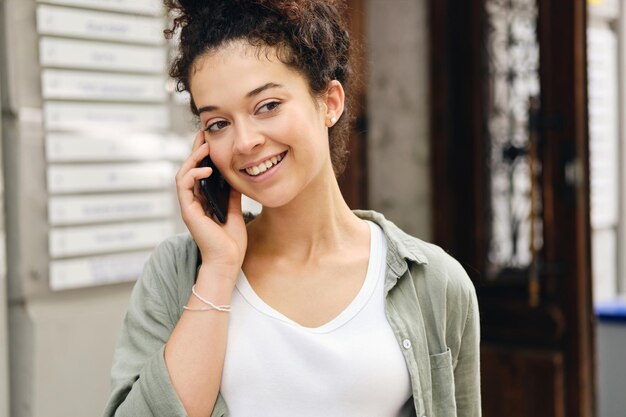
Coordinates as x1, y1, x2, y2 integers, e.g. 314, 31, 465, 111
430, 1, 594, 417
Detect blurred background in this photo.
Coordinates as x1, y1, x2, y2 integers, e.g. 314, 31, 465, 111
0, 0, 624, 416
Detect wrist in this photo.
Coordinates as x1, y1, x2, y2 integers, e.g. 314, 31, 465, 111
198, 250, 243, 274
194, 265, 238, 300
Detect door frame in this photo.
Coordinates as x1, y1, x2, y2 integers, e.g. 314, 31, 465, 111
339, 0, 368, 209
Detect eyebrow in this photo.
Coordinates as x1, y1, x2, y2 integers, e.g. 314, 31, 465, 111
197, 82, 284, 114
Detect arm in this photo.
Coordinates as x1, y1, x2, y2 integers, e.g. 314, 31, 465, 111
103, 245, 189, 417
105, 132, 247, 417
162, 131, 247, 417
103, 243, 236, 417
454, 285, 481, 417
163, 265, 236, 417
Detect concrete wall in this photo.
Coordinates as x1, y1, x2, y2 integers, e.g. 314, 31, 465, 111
367, 0, 431, 240
8, 287, 131, 417
0, 1, 170, 416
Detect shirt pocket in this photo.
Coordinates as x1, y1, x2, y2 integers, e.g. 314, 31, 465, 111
429, 348, 457, 417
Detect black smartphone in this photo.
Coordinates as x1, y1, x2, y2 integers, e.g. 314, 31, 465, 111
199, 156, 230, 223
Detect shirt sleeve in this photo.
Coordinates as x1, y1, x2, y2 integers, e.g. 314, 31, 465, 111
453, 283, 481, 417
102, 243, 188, 417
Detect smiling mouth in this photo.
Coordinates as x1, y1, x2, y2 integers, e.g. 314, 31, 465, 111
242, 151, 288, 176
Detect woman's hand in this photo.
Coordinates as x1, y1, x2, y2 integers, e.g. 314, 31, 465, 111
175, 132, 248, 281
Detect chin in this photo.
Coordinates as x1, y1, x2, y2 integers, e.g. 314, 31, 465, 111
247, 191, 295, 209
255, 197, 293, 209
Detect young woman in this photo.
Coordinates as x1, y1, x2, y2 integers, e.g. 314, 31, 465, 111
104, 1, 480, 416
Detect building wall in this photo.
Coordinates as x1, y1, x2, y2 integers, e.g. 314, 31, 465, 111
8, 288, 131, 417
0, 1, 179, 416
367, 0, 431, 240
0, 67, 9, 417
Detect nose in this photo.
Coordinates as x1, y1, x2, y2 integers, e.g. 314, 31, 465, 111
232, 120, 265, 154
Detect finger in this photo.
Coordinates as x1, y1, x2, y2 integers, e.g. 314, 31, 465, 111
176, 167, 213, 206
177, 166, 213, 192
190, 130, 205, 152
193, 171, 211, 213
192, 173, 204, 201
227, 189, 243, 219
222, 189, 243, 227
189, 142, 212, 166
176, 142, 210, 180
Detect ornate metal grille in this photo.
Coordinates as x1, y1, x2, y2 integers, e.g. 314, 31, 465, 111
484, 0, 543, 278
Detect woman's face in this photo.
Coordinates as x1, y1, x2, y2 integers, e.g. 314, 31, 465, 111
189, 41, 336, 208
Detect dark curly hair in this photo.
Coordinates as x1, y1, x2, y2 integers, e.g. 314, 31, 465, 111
164, 0, 354, 176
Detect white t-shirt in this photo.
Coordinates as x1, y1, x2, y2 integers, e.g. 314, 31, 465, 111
220, 221, 413, 416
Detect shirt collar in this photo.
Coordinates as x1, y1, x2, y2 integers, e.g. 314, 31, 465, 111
353, 210, 429, 273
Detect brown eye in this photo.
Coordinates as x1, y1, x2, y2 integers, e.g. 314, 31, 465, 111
257, 101, 281, 114
205, 120, 229, 133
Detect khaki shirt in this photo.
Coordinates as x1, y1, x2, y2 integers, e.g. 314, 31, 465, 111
104, 210, 481, 417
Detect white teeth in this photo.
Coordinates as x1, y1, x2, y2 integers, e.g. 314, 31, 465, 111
244, 153, 285, 176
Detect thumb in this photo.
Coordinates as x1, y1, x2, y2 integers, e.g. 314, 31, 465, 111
228, 189, 243, 218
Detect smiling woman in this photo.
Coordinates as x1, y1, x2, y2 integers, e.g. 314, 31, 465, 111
169, 0, 353, 178
189, 41, 344, 208
103, 1, 481, 417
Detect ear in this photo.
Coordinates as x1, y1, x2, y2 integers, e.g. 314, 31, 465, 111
323, 80, 345, 127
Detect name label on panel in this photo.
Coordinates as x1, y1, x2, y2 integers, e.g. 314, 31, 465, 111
49, 251, 152, 291
49, 192, 173, 225
42, 70, 166, 102
44, 102, 169, 131
46, 132, 175, 162
47, 162, 174, 193
36, 0, 162, 15
37, 5, 164, 45
49, 220, 174, 258
39, 37, 165, 73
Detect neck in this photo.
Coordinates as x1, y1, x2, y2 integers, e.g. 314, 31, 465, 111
246, 165, 365, 262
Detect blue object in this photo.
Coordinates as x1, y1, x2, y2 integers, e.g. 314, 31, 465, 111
595, 298, 626, 324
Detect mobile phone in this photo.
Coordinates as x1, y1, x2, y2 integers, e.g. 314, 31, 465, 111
199, 156, 230, 223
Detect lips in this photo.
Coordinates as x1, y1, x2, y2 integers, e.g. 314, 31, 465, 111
242, 151, 287, 176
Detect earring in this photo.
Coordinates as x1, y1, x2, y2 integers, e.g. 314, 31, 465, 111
330, 116, 337, 125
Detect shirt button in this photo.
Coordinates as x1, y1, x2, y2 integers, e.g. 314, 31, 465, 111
402, 339, 412, 349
